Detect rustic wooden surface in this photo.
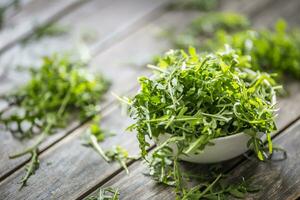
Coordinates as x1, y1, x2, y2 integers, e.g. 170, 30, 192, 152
0, 0, 299, 199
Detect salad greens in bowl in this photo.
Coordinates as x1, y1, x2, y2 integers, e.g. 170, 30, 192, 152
124, 46, 279, 163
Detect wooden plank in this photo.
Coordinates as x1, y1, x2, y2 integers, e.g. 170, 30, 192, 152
224, 120, 300, 200
0, 0, 169, 180
0, 10, 200, 200
84, 0, 300, 199
0, 0, 33, 25
0, 0, 279, 198
0, 0, 89, 55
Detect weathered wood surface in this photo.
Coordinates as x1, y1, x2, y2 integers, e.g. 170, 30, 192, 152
0, 0, 89, 55
0, 8, 197, 200
0, 0, 299, 199
84, 0, 300, 199
0, 0, 169, 180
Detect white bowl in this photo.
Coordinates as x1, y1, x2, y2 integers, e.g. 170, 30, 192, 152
156, 132, 258, 164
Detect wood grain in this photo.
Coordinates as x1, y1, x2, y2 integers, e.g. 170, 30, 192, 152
0, 0, 284, 198
0, 0, 169, 181
0, 9, 199, 200
0, 0, 88, 55
225, 120, 300, 200
84, 0, 300, 199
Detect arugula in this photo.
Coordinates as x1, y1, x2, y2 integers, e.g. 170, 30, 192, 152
126, 47, 277, 160
122, 47, 278, 199
173, 12, 250, 49
168, 11, 300, 80
0, 0, 20, 29
146, 145, 260, 199
0, 54, 109, 187
205, 20, 300, 80
86, 187, 119, 200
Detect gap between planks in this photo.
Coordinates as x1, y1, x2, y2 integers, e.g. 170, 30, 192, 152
0, 0, 171, 184
80, 0, 300, 199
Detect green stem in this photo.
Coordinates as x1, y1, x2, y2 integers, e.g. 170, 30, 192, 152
90, 134, 110, 162
197, 174, 222, 199
19, 149, 39, 189
9, 130, 48, 159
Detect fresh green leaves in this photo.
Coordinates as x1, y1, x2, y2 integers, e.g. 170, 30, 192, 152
124, 47, 277, 199
86, 187, 119, 200
105, 146, 136, 174
83, 124, 135, 174
206, 20, 300, 79
126, 47, 277, 160
169, 11, 300, 81
1, 54, 109, 139
1, 54, 109, 187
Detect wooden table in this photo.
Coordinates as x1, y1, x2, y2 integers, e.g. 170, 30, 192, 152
0, 0, 300, 199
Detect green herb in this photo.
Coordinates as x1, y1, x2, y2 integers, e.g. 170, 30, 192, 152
84, 129, 136, 174
121, 47, 278, 198
166, 10, 300, 81
125, 47, 277, 160
105, 146, 135, 174
83, 119, 115, 162
21, 23, 68, 45
205, 20, 300, 80
86, 187, 119, 200
166, 0, 218, 11
146, 145, 260, 199
173, 12, 250, 49
0, 54, 109, 187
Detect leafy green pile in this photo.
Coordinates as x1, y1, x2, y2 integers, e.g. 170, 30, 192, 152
0, 0, 20, 29
173, 12, 250, 49
0, 54, 109, 187
205, 20, 300, 79
168, 11, 300, 80
122, 48, 278, 199
126, 47, 278, 161
166, 0, 218, 11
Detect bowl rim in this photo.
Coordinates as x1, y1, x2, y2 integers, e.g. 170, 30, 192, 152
210, 131, 247, 142
159, 131, 251, 143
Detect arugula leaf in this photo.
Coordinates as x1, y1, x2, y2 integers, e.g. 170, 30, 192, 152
86, 187, 119, 200
173, 12, 250, 49
1, 54, 109, 187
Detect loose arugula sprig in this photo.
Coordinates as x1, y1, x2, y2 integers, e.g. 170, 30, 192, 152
86, 187, 119, 200
0, 54, 109, 187
205, 20, 300, 80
